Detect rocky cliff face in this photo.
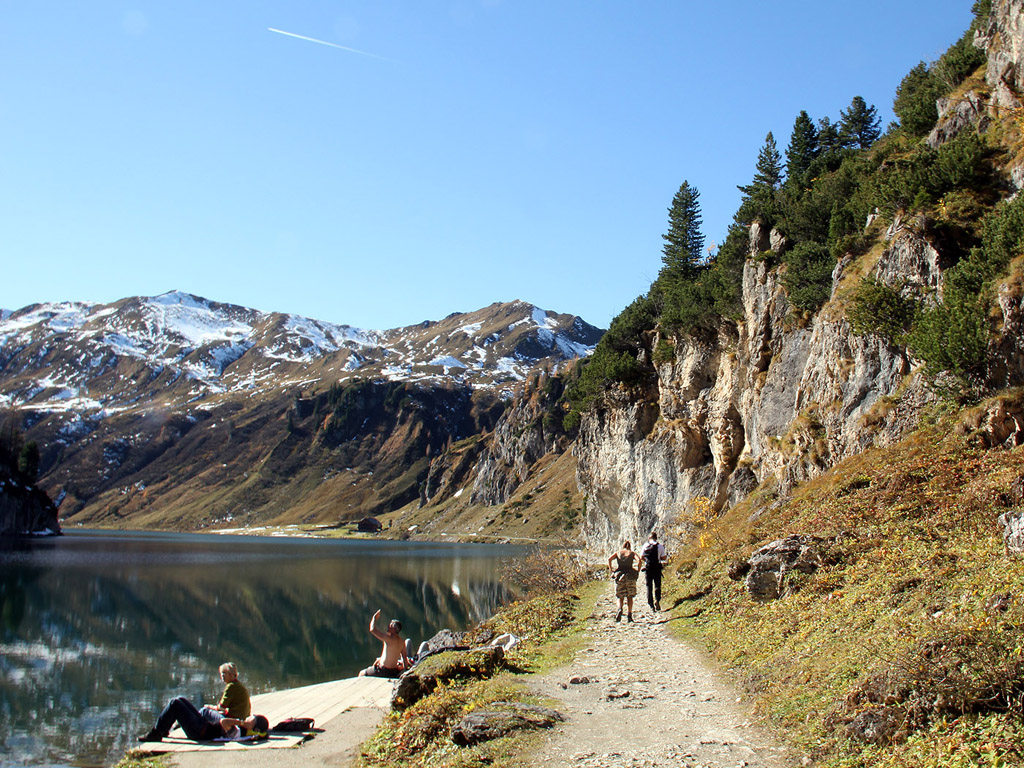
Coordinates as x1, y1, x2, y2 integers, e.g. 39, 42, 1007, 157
575, 226, 940, 550
574, 1, 1024, 552
468, 371, 572, 507
0, 469, 60, 536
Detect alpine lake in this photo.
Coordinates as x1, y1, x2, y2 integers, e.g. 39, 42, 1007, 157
0, 529, 528, 767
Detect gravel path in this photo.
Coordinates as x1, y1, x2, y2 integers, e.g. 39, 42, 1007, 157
526, 590, 798, 768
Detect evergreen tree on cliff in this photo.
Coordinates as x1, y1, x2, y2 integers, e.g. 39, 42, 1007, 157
785, 111, 819, 191
737, 132, 783, 226
839, 96, 881, 149
659, 181, 705, 284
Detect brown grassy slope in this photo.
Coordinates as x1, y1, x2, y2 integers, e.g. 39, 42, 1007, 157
666, 393, 1024, 768
382, 449, 585, 543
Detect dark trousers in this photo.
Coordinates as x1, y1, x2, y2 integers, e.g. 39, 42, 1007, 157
155, 697, 220, 741
645, 567, 662, 608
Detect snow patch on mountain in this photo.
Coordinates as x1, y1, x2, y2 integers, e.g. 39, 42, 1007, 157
0, 293, 602, 417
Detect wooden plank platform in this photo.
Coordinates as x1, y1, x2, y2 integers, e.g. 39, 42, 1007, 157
131, 677, 396, 755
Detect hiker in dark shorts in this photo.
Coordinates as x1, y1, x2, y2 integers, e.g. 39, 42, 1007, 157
359, 609, 411, 678
608, 541, 640, 623
640, 530, 667, 611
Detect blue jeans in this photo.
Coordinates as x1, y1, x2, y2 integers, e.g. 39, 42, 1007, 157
155, 697, 221, 741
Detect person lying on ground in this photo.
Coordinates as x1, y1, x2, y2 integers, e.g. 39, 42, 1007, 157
137, 696, 268, 743
358, 609, 411, 678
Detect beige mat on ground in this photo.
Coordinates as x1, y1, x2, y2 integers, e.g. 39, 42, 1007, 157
132, 676, 395, 754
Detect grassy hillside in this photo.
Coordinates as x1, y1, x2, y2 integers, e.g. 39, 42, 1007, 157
666, 393, 1024, 767
382, 449, 586, 544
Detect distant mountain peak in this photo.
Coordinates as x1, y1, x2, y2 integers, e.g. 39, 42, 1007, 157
0, 293, 604, 419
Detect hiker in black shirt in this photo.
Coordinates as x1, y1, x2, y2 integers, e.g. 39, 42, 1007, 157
640, 531, 667, 612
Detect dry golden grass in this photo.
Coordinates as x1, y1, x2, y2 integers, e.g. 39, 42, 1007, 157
665, 401, 1024, 768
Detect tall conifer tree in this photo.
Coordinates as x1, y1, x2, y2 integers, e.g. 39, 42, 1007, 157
737, 132, 783, 225
785, 111, 819, 189
660, 181, 705, 284
839, 96, 881, 149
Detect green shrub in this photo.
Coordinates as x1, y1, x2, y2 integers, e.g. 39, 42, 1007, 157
894, 62, 943, 137
848, 277, 917, 344
782, 241, 836, 311
907, 285, 990, 398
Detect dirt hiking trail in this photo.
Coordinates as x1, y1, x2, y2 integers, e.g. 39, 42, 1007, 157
527, 589, 799, 768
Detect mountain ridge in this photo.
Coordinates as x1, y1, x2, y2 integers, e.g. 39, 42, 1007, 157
0, 291, 601, 530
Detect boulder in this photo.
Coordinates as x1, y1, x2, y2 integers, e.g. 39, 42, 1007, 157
391, 646, 505, 711
450, 702, 565, 746
744, 534, 827, 602
998, 509, 1024, 556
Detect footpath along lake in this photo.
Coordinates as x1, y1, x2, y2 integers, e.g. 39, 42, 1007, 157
0, 530, 528, 768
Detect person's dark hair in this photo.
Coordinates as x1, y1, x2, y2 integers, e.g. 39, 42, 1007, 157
650, 531, 658, 540
623, 540, 632, 549
251, 715, 269, 735
389, 619, 402, 634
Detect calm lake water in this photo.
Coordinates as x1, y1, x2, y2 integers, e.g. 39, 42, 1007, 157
0, 530, 527, 768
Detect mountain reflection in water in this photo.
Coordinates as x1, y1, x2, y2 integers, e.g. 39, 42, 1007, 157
0, 530, 526, 768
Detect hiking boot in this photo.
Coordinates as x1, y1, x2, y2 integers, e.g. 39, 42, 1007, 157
615, 610, 622, 622
138, 729, 164, 743
655, 601, 661, 611
627, 614, 634, 622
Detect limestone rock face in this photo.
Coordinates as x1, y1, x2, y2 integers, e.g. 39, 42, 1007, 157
575, 221, 930, 551
470, 373, 571, 506
980, 0, 1024, 114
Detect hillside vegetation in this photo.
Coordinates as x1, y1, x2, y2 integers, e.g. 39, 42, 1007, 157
668, 395, 1024, 767
554, 1, 1024, 765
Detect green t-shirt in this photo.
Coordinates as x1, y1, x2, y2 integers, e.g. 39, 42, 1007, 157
218, 680, 251, 719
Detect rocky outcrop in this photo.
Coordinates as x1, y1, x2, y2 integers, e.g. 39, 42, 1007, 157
576, 224, 927, 551
469, 372, 573, 506
979, 1, 1024, 114
0, 470, 61, 537
450, 702, 565, 746
392, 646, 505, 711
998, 509, 1024, 555
928, 2, 1019, 149
742, 534, 829, 602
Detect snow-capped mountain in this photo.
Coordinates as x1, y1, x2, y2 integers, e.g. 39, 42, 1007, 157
0, 291, 603, 418
0, 292, 602, 531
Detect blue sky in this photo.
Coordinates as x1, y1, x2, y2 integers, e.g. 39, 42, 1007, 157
1, 1, 977, 331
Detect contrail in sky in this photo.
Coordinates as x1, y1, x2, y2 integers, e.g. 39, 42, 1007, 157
267, 27, 392, 61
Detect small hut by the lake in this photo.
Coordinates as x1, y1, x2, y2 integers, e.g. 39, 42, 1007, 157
357, 517, 383, 533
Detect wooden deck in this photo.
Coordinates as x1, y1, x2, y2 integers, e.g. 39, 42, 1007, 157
131, 677, 395, 754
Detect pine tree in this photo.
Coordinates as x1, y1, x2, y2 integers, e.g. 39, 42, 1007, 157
894, 62, 941, 136
737, 132, 783, 225
659, 181, 705, 284
785, 111, 819, 190
18, 441, 40, 480
839, 96, 881, 149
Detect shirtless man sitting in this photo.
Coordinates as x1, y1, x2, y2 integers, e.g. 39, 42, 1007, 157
358, 609, 410, 679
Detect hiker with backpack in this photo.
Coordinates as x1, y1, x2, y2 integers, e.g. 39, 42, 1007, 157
640, 530, 667, 612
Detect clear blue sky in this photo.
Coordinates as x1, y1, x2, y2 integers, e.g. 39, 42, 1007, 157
1, 1, 977, 331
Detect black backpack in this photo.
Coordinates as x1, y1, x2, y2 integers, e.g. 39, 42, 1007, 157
272, 717, 315, 732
